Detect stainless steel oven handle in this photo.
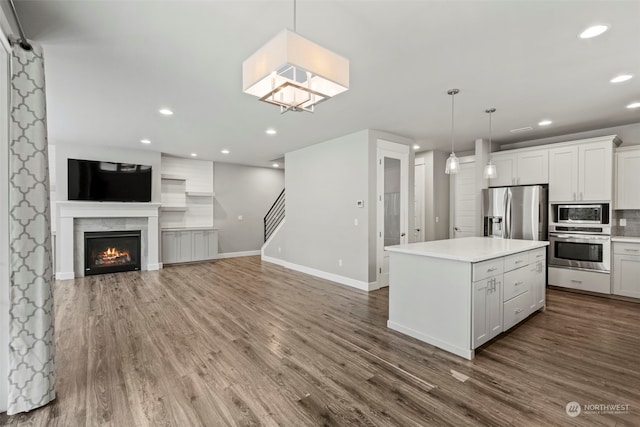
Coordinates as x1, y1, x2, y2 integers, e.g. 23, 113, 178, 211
549, 233, 610, 241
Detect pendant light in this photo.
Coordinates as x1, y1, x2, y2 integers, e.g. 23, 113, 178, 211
242, 0, 350, 113
483, 108, 497, 179
445, 89, 460, 174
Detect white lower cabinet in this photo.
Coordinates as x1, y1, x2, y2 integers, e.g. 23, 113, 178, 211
162, 228, 218, 264
472, 247, 546, 348
473, 274, 503, 348
613, 241, 640, 298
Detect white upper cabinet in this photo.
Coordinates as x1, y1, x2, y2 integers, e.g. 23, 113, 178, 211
489, 153, 516, 187
548, 146, 578, 201
615, 147, 640, 209
549, 137, 615, 202
517, 150, 549, 185
489, 148, 548, 187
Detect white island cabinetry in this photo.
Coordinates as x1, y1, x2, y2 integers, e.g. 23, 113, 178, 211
612, 238, 640, 298
386, 237, 548, 360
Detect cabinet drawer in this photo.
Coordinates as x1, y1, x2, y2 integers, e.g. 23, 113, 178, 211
504, 252, 529, 272
503, 266, 529, 302
503, 291, 531, 331
613, 242, 640, 256
548, 266, 611, 294
473, 258, 504, 281
529, 248, 546, 263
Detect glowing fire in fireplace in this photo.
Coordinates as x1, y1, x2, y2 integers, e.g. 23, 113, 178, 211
94, 247, 132, 266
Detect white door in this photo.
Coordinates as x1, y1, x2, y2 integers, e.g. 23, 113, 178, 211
451, 161, 476, 238
377, 142, 409, 288
414, 160, 425, 242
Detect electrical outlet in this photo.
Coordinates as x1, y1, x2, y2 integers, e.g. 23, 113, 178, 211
278, 247, 281, 253
436, 216, 439, 223
238, 215, 243, 221
338, 259, 343, 267
354, 218, 359, 226
620, 218, 627, 227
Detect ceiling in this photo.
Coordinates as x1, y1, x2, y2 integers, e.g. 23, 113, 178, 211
12, 0, 640, 167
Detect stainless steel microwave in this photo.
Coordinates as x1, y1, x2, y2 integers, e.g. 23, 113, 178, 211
556, 204, 609, 224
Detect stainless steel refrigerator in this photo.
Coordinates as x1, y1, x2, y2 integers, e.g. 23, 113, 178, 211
482, 185, 548, 241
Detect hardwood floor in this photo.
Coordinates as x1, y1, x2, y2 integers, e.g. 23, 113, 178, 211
3, 256, 640, 426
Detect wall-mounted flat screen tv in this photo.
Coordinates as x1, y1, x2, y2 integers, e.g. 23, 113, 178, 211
68, 158, 152, 202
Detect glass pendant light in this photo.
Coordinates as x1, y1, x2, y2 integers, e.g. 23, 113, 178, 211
445, 89, 460, 174
483, 108, 497, 179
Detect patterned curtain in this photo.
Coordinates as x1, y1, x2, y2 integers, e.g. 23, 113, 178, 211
7, 43, 55, 415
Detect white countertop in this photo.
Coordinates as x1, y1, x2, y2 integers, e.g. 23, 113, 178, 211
612, 236, 640, 243
385, 237, 549, 263
161, 227, 219, 231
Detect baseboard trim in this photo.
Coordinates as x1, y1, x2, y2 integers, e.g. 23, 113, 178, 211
55, 271, 75, 281
262, 255, 379, 292
147, 263, 161, 271
261, 219, 286, 257
217, 250, 261, 259
387, 320, 474, 360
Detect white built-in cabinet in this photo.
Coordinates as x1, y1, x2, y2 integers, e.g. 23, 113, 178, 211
548, 137, 616, 202
162, 228, 218, 264
472, 247, 546, 348
613, 241, 640, 298
615, 147, 640, 209
490, 149, 548, 187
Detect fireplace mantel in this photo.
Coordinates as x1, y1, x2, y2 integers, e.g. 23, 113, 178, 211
56, 201, 161, 280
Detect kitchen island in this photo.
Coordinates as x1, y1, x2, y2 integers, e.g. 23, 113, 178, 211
385, 237, 549, 360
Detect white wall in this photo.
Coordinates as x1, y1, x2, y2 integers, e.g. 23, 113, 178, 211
213, 163, 284, 254
54, 142, 162, 203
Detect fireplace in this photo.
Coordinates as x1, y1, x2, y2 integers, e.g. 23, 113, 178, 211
84, 230, 141, 276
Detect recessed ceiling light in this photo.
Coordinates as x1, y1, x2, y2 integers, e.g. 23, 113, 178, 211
190, 153, 197, 157
413, 144, 420, 150
159, 108, 174, 116
140, 139, 151, 144
272, 163, 279, 168
627, 102, 640, 109
611, 74, 633, 83
266, 129, 277, 135
221, 149, 230, 154
579, 25, 608, 39
510, 126, 533, 134
538, 120, 552, 126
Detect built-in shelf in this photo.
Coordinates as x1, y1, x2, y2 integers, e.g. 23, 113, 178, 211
161, 174, 187, 181
186, 191, 214, 197
161, 206, 187, 212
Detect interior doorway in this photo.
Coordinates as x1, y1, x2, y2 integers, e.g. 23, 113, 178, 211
451, 158, 476, 238
414, 159, 425, 242
377, 140, 409, 288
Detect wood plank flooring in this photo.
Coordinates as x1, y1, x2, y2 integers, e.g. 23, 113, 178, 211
2, 256, 640, 426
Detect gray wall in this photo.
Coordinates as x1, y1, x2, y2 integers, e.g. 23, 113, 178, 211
213, 163, 284, 254
500, 122, 640, 150
416, 150, 450, 241
281, 130, 371, 282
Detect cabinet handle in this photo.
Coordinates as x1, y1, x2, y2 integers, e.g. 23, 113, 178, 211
536, 254, 544, 258
580, 192, 583, 200
624, 249, 640, 252
487, 267, 497, 272
515, 260, 524, 264
514, 281, 523, 286
515, 308, 523, 314
573, 192, 576, 201
570, 279, 583, 284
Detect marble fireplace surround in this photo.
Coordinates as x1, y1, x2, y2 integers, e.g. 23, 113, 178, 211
56, 201, 161, 280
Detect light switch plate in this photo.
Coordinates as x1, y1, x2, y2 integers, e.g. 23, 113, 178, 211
620, 218, 627, 227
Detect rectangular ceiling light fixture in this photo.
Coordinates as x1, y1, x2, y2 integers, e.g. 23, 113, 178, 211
242, 29, 349, 113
